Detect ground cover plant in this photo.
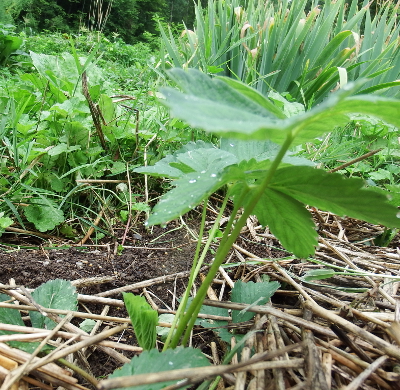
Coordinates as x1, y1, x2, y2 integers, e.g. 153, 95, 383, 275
0, 0, 400, 388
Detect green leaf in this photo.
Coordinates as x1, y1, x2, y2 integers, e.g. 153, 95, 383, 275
24, 202, 64, 232
0, 212, 12, 235
270, 166, 400, 228
231, 280, 280, 323
80, 319, 96, 333
123, 293, 158, 350
108, 347, 210, 390
134, 141, 217, 179
302, 269, 336, 281
30, 280, 78, 330
253, 188, 318, 258
0, 293, 40, 353
147, 169, 226, 226
161, 69, 400, 146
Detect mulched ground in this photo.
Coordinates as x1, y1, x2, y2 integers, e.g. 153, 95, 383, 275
0, 211, 400, 389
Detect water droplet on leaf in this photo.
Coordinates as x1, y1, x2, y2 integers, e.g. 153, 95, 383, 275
189, 179, 196, 183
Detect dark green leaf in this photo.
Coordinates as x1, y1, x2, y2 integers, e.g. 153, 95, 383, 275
254, 188, 318, 258
270, 166, 400, 228
0, 293, 40, 353
108, 347, 210, 390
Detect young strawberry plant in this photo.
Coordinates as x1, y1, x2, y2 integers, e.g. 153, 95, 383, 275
134, 68, 400, 348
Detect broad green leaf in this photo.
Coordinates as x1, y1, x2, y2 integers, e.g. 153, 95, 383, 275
231, 280, 280, 322
253, 188, 318, 258
134, 141, 216, 179
108, 347, 210, 390
147, 169, 227, 226
135, 154, 184, 179
30, 280, 78, 330
270, 166, 400, 228
98, 94, 115, 124
24, 202, 64, 232
0, 212, 12, 235
0, 293, 40, 353
123, 293, 158, 350
220, 138, 314, 167
217, 77, 286, 118
156, 314, 175, 340
161, 69, 400, 146
302, 269, 336, 281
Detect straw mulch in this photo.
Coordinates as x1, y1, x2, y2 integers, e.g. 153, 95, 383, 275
0, 212, 399, 390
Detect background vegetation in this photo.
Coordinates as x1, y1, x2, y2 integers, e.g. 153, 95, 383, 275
0, 0, 399, 243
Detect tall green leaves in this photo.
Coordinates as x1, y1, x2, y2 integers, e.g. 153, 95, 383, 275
136, 68, 400, 257
159, 0, 400, 105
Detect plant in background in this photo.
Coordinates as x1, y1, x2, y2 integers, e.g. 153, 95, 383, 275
134, 68, 400, 347
159, 0, 400, 106
0, 23, 23, 66
0, 39, 146, 236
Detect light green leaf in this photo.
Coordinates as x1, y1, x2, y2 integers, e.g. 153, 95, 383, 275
108, 347, 210, 390
0, 293, 40, 353
161, 69, 400, 146
134, 141, 217, 179
231, 280, 280, 323
270, 166, 400, 228
0, 212, 12, 235
80, 319, 96, 333
302, 269, 336, 281
123, 293, 158, 350
30, 280, 78, 330
24, 202, 64, 232
147, 169, 226, 226
254, 188, 319, 258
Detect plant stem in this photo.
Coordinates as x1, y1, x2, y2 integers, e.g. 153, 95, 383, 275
170, 134, 294, 348
164, 194, 229, 350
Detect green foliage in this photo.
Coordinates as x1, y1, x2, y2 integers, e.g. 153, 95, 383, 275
0, 279, 78, 352
0, 40, 155, 235
123, 293, 158, 350
0, 23, 23, 66
231, 280, 280, 322
108, 347, 210, 390
30, 279, 78, 329
134, 68, 400, 348
159, 0, 400, 105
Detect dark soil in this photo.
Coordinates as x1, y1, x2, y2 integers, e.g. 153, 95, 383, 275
0, 221, 207, 380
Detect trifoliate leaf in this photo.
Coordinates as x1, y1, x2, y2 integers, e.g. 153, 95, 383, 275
123, 293, 158, 350
108, 347, 210, 390
147, 169, 227, 226
30, 279, 78, 330
231, 280, 280, 322
270, 166, 400, 228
